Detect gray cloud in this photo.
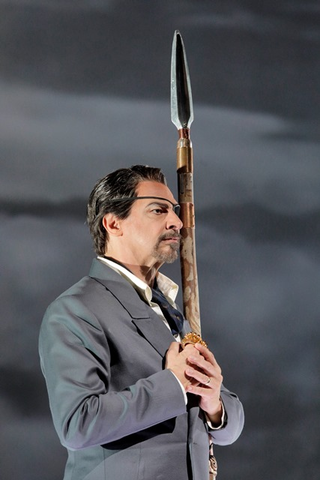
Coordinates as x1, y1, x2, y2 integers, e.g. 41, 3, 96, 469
1, 81, 320, 216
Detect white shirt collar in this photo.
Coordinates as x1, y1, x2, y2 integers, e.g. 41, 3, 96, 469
97, 256, 179, 306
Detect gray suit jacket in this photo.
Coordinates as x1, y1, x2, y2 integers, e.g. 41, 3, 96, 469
39, 259, 244, 480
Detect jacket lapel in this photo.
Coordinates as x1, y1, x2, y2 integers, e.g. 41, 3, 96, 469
89, 259, 176, 358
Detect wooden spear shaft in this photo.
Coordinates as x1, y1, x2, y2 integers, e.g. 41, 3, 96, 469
177, 128, 201, 335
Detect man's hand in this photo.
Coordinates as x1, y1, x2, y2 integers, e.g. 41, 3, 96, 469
185, 343, 223, 425
166, 342, 223, 425
165, 342, 201, 389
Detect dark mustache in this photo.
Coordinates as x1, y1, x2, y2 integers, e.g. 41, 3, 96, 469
159, 232, 181, 241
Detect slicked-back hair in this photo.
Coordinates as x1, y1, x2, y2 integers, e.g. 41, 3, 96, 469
86, 165, 167, 255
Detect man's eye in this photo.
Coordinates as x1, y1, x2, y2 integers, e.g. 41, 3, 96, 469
152, 208, 165, 214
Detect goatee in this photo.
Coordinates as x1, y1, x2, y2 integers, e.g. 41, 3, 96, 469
153, 232, 181, 264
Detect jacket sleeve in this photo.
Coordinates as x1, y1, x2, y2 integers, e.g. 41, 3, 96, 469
208, 385, 245, 446
39, 295, 187, 451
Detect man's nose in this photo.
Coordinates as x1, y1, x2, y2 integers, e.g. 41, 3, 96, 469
167, 209, 183, 230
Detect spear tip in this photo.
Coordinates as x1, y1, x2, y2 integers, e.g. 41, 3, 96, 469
170, 30, 194, 130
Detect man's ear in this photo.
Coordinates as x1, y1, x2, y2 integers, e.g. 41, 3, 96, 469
102, 213, 123, 237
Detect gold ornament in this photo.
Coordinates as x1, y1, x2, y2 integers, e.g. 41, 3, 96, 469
181, 332, 207, 349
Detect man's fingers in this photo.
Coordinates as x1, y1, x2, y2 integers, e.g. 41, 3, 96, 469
194, 343, 216, 363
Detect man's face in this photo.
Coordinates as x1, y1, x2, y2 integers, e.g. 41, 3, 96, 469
118, 181, 183, 267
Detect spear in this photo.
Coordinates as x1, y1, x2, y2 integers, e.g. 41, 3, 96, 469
171, 32, 218, 479
170, 30, 202, 340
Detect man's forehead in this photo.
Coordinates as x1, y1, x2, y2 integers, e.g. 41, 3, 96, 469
136, 181, 177, 204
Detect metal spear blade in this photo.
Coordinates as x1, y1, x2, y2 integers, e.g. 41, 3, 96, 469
170, 30, 194, 130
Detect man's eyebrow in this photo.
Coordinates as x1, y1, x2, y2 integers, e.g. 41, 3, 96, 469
141, 198, 181, 216
145, 200, 181, 217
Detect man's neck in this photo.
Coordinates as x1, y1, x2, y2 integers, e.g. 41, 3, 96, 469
103, 255, 160, 287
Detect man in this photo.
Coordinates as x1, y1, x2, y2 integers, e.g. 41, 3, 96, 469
39, 165, 244, 480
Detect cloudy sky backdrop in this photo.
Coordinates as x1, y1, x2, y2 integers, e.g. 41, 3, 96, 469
1, 1, 319, 479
